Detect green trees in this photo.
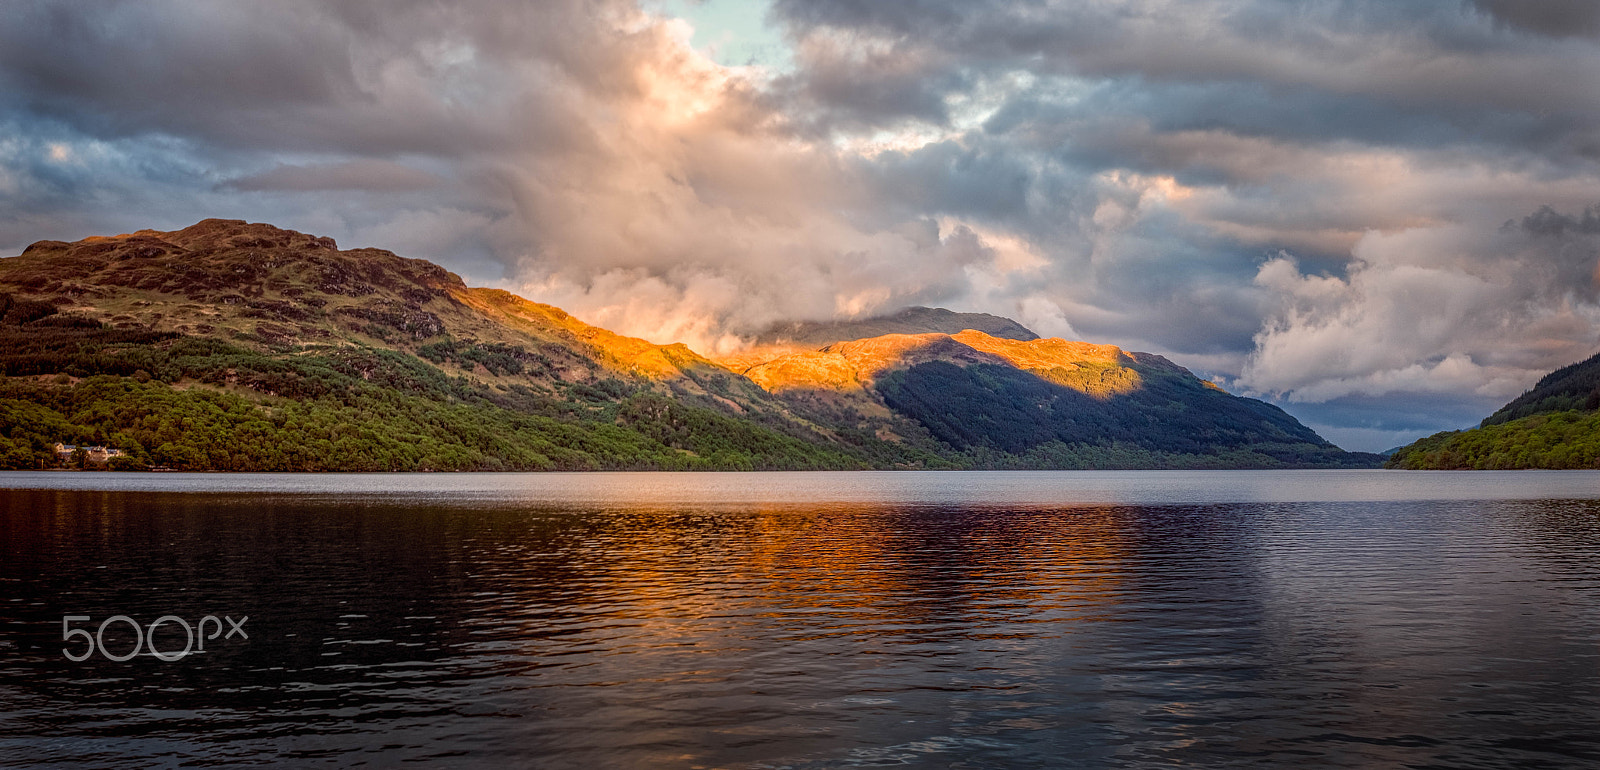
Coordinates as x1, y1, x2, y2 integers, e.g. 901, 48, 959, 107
0, 286, 1379, 472
1386, 411, 1600, 470
1386, 349, 1600, 470
0, 317, 877, 471
615, 392, 867, 470
1483, 351, 1600, 426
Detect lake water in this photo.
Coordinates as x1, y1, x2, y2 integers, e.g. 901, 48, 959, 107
2, 470, 1599, 768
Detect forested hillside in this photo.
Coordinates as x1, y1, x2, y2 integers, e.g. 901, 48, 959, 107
1387, 351, 1600, 469
0, 307, 905, 470
1484, 351, 1600, 425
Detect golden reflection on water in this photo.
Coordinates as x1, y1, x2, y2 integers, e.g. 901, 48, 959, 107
457, 502, 1141, 663
742, 505, 1132, 635
7, 488, 1600, 769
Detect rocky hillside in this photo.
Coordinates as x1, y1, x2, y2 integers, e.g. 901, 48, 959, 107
7, 219, 743, 389
0, 219, 1378, 471
0, 220, 879, 471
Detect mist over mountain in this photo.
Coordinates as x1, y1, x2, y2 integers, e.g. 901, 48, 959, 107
755, 307, 1040, 348
0, 220, 1379, 471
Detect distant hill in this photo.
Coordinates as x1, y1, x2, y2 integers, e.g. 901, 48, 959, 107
1387, 351, 1600, 469
727, 329, 1376, 468
755, 306, 1039, 347
0, 219, 1378, 471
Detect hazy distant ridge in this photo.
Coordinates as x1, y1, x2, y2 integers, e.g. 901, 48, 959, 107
755, 307, 1038, 347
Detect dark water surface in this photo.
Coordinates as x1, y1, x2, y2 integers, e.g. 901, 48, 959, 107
2, 470, 1599, 768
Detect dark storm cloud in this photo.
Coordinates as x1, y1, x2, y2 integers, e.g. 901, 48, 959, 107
1471, 0, 1600, 38
1519, 205, 1600, 236
0, 0, 654, 157
775, 40, 964, 131
0, 3, 360, 146
996, 79, 1593, 174
769, 0, 1600, 154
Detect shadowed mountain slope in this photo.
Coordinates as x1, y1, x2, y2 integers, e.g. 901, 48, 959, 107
727, 327, 1377, 468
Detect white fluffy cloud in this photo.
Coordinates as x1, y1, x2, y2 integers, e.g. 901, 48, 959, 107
1241, 221, 1600, 403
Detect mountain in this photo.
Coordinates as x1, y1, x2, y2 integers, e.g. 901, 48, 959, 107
0, 220, 874, 471
0, 219, 1378, 471
5, 219, 734, 385
726, 329, 1375, 468
1387, 351, 1600, 469
718, 306, 1043, 374
756, 306, 1039, 347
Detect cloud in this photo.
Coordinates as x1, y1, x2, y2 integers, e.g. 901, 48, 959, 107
1239, 213, 1600, 404
1519, 204, 1600, 236
220, 160, 443, 193
1470, 0, 1600, 39
768, 0, 1600, 145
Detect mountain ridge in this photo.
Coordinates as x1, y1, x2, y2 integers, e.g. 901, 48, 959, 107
755, 306, 1039, 347
7, 219, 731, 386
0, 218, 1380, 471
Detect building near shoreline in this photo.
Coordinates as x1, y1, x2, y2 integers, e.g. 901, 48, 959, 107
53, 443, 124, 464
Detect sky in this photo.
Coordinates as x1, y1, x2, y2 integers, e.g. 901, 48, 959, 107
2, 0, 1599, 452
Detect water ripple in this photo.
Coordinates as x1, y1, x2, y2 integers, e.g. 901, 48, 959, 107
2, 481, 1600, 767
